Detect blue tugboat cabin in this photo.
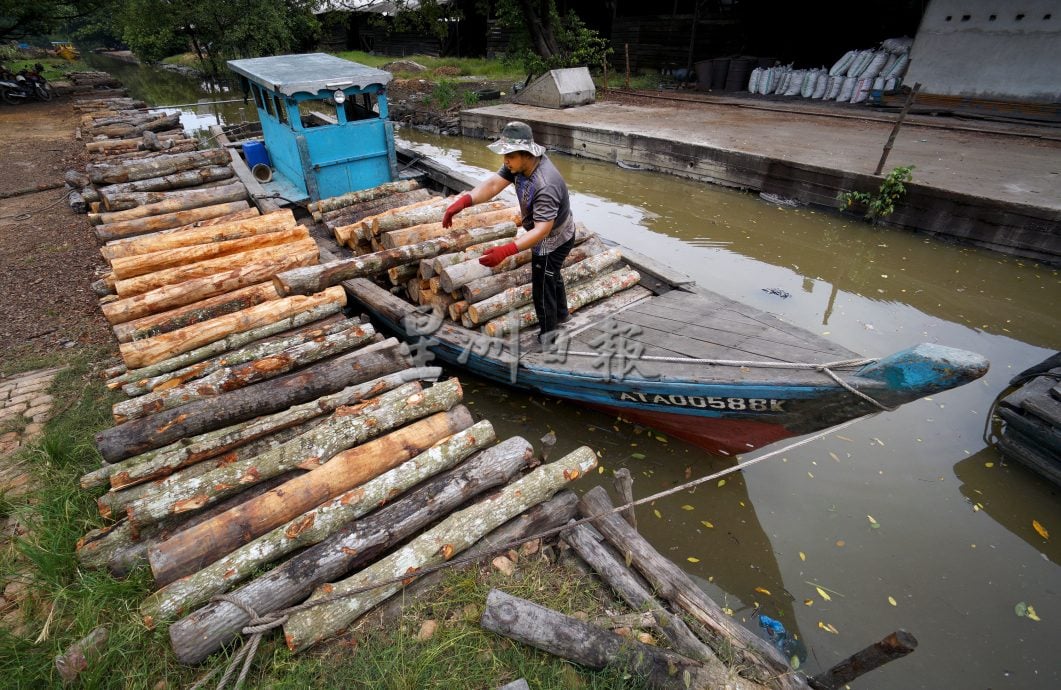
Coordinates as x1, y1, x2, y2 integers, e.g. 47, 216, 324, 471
227, 53, 397, 203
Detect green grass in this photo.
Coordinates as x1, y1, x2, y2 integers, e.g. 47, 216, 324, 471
2, 57, 89, 82
332, 50, 526, 82
160, 52, 202, 68
0, 348, 650, 688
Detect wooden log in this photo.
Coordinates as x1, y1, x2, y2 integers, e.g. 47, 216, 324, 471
148, 404, 477, 587
480, 590, 754, 690
117, 314, 361, 396
55, 626, 109, 684
141, 418, 494, 622
117, 285, 343, 369
578, 487, 800, 689
612, 467, 637, 530
113, 236, 317, 297
427, 237, 516, 278
439, 249, 532, 294
101, 208, 292, 261
87, 149, 229, 185
98, 368, 436, 491
386, 262, 419, 286
95, 166, 235, 211
467, 249, 623, 325
809, 630, 918, 690
354, 197, 448, 238
308, 180, 421, 218
448, 300, 469, 322
274, 222, 517, 296
92, 141, 198, 162
92, 182, 249, 225
333, 196, 445, 246
125, 379, 462, 528
112, 322, 377, 423
87, 113, 181, 139
109, 226, 307, 280
321, 189, 434, 229
282, 445, 598, 651
95, 200, 252, 242
112, 282, 279, 344
94, 341, 412, 463
483, 268, 641, 337
562, 523, 715, 664
370, 199, 510, 238
168, 435, 534, 664
100, 254, 313, 325
461, 237, 606, 303
381, 208, 520, 249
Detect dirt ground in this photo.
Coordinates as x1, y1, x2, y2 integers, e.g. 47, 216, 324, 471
0, 100, 115, 367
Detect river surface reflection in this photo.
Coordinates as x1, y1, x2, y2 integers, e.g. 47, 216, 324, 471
90, 54, 1061, 688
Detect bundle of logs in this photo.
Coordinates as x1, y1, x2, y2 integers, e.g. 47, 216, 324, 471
279, 190, 642, 338
51, 70, 128, 98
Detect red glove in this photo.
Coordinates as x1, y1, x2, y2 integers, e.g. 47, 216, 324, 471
479, 242, 518, 267
442, 193, 473, 228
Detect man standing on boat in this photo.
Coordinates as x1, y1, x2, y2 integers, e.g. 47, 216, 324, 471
442, 121, 576, 344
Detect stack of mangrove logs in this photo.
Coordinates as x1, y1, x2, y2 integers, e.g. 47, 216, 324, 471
278, 194, 642, 336
51, 70, 128, 97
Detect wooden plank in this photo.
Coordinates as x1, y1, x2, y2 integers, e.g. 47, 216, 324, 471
516, 286, 653, 356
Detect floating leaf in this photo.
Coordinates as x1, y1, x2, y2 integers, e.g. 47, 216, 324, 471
653, 509, 663, 519
803, 599, 814, 607
799, 551, 806, 561
973, 503, 982, 512
807, 472, 815, 479
816, 587, 832, 602
755, 587, 772, 596
867, 515, 880, 529
888, 596, 897, 607
631, 452, 646, 460
1027, 605, 1041, 622
829, 452, 840, 462
687, 557, 700, 564
598, 466, 605, 474
681, 504, 695, 511
817, 621, 839, 634
1015, 601, 1028, 617
1033, 520, 1049, 540
656, 435, 668, 443
984, 462, 994, 468
835, 540, 845, 548
722, 607, 734, 616
717, 479, 726, 488
700, 520, 714, 529
790, 655, 800, 670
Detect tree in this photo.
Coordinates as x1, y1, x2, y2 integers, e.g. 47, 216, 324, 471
493, 0, 610, 75
0, 0, 108, 42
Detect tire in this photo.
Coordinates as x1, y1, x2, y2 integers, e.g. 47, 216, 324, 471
1, 88, 20, 106
35, 85, 52, 101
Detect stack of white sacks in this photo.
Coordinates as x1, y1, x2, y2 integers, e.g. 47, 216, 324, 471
747, 37, 911, 104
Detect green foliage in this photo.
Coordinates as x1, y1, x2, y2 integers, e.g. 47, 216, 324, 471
495, 0, 612, 75
838, 165, 915, 224
462, 89, 480, 106
429, 78, 457, 110
0, 0, 109, 42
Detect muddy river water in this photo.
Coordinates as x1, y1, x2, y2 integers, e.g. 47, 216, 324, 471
88, 55, 1061, 688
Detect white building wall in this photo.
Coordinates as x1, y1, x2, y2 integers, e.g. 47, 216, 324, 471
906, 0, 1061, 102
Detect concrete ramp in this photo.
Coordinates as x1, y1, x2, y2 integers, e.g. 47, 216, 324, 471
513, 67, 595, 109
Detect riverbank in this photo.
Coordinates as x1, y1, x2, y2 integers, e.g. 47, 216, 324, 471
462, 91, 1061, 265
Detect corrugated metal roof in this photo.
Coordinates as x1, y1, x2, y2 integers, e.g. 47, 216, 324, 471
227, 53, 392, 97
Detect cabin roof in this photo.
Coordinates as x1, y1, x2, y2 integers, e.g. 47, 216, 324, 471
227, 53, 392, 97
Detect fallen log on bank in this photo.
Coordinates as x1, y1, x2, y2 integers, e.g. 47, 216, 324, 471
95, 200, 253, 242
168, 435, 535, 664
117, 285, 343, 369
147, 405, 479, 587
95, 341, 412, 462
281, 445, 598, 651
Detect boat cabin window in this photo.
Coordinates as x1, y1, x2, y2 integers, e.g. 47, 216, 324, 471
344, 93, 379, 122
298, 99, 340, 128
262, 90, 276, 119
251, 84, 265, 110
273, 95, 289, 125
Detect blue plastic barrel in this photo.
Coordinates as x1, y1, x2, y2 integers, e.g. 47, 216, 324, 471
242, 141, 270, 168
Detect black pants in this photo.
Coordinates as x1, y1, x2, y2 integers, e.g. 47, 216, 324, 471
531, 235, 575, 338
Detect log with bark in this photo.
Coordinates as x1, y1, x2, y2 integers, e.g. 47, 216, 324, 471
117, 285, 343, 369
483, 268, 641, 338
438, 249, 532, 294
167, 435, 534, 664
308, 180, 421, 219
381, 207, 520, 249
113, 236, 317, 297
95, 367, 436, 492
385, 262, 419, 286
480, 590, 764, 690
141, 418, 494, 622
578, 487, 803, 690
87, 112, 181, 139
90, 182, 248, 225
100, 208, 292, 261
281, 445, 598, 651
274, 222, 518, 296
147, 404, 478, 587
95, 341, 412, 463
466, 249, 623, 325
333, 196, 445, 246
809, 630, 918, 690
87, 148, 230, 185
460, 237, 607, 303
368, 199, 510, 238
322, 189, 434, 231
112, 282, 280, 344
95, 166, 235, 212
112, 321, 378, 423
100, 253, 315, 325
55, 626, 109, 684
95, 200, 253, 242
125, 379, 463, 528
426, 237, 517, 278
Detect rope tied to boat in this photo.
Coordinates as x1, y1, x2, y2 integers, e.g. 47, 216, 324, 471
560, 352, 898, 411
185, 412, 879, 689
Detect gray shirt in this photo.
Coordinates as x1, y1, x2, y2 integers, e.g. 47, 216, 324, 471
497, 155, 575, 254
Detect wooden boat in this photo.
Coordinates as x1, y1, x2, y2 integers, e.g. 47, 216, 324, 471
327, 150, 990, 456
990, 352, 1061, 485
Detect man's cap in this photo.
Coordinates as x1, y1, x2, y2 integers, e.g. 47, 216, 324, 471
487, 121, 545, 157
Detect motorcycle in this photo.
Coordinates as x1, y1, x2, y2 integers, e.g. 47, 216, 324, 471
0, 64, 51, 104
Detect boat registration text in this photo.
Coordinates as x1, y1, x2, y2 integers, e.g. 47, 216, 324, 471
616, 392, 786, 411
